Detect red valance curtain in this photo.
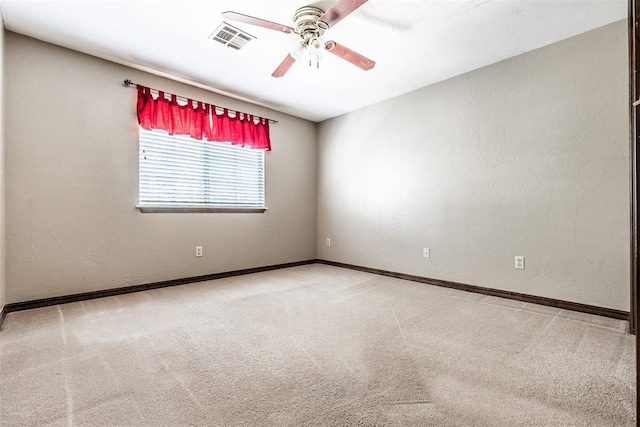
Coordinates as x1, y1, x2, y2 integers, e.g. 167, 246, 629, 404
136, 86, 271, 150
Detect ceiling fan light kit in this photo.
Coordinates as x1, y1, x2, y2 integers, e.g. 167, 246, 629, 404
222, 0, 375, 78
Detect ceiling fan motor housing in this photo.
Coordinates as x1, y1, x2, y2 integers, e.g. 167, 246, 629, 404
293, 6, 327, 48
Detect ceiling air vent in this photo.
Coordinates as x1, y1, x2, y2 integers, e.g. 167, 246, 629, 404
209, 22, 256, 50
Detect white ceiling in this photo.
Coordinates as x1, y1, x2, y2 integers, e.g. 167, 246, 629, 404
0, 0, 628, 122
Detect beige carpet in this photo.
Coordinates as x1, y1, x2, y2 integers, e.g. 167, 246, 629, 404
0, 264, 635, 426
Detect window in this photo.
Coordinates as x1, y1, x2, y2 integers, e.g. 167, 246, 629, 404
138, 128, 265, 212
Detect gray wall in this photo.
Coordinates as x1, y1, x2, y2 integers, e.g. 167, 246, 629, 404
4, 21, 631, 311
5, 32, 317, 303
317, 21, 630, 311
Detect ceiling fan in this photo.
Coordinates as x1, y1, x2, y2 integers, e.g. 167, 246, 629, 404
222, 0, 375, 78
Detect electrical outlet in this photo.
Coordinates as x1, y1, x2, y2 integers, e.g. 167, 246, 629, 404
515, 256, 524, 270
423, 247, 430, 259
196, 246, 203, 257
326, 238, 331, 247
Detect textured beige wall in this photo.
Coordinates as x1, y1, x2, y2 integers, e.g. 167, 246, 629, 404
317, 21, 630, 311
6, 32, 317, 303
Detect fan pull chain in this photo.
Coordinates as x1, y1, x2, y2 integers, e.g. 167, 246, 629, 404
306, 45, 321, 70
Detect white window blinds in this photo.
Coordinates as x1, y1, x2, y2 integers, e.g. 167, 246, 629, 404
139, 128, 265, 209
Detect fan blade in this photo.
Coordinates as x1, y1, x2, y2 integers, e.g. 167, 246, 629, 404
272, 54, 297, 78
319, 0, 369, 29
325, 41, 375, 71
222, 11, 295, 34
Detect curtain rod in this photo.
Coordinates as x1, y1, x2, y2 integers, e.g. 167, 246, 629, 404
123, 79, 278, 124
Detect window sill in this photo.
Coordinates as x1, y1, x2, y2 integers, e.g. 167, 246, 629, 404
136, 205, 267, 214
